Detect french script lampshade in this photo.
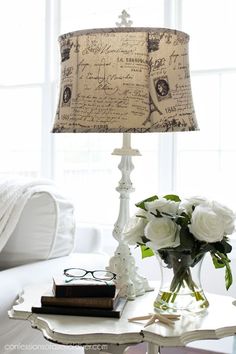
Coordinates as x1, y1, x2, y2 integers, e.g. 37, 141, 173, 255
52, 27, 198, 133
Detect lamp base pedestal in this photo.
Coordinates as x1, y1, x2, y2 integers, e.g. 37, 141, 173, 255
107, 133, 153, 299
107, 241, 154, 300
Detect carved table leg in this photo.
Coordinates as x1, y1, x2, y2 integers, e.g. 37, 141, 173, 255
106, 344, 131, 353
147, 343, 160, 354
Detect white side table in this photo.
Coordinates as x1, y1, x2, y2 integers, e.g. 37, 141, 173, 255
8, 282, 236, 354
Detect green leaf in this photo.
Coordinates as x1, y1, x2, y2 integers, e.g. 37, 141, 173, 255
175, 212, 190, 227
140, 236, 150, 243
211, 252, 233, 290
178, 227, 195, 251
135, 195, 158, 211
200, 242, 215, 253
163, 194, 181, 202
225, 262, 233, 290
158, 249, 170, 265
212, 254, 225, 268
221, 239, 232, 253
211, 240, 232, 254
212, 242, 226, 254
140, 245, 154, 259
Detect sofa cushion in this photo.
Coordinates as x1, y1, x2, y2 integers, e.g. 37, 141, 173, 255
0, 189, 75, 269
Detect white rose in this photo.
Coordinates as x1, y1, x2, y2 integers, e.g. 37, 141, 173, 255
189, 204, 225, 242
145, 198, 179, 216
123, 209, 147, 245
180, 196, 208, 214
211, 201, 236, 235
144, 217, 180, 250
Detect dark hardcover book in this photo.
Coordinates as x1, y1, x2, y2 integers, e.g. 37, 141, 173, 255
32, 297, 127, 318
41, 289, 120, 309
52, 277, 116, 298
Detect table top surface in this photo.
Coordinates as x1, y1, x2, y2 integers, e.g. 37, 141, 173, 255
9, 281, 236, 347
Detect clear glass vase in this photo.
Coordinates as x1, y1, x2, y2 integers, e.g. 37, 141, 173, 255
154, 250, 209, 313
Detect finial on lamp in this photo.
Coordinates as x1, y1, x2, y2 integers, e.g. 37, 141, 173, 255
115, 10, 133, 27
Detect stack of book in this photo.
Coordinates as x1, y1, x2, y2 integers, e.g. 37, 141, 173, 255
32, 277, 126, 318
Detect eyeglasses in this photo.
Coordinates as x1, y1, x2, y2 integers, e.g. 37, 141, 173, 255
63, 268, 116, 283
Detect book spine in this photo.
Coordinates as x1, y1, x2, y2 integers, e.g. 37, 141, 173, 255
31, 306, 121, 318
41, 297, 114, 309
54, 286, 116, 298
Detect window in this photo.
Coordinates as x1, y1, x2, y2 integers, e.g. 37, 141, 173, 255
0, 0, 45, 177
175, 0, 236, 211
0, 0, 235, 228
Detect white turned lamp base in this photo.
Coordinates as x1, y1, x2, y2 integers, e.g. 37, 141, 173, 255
107, 241, 153, 300
107, 133, 153, 299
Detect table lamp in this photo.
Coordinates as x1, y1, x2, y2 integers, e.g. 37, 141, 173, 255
52, 27, 198, 299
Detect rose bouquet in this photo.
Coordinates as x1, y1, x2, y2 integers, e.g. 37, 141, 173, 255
124, 195, 236, 311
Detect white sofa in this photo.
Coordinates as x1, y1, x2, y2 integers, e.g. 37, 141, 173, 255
0, 226, 109, 354
0, 179, 109, 354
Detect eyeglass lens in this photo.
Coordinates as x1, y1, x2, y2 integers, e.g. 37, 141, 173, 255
64, 268, 115, 280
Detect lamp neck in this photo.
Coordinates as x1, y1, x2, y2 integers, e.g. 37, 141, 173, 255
123, 133, 131, 149
112, 133, 141, 156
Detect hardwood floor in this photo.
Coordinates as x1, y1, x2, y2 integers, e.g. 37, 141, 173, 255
125, 343, 226, 354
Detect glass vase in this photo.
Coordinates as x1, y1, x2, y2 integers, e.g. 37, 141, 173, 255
154, 250, 209, 313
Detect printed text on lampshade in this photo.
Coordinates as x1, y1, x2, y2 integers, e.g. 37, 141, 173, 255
52, 27, 198, 133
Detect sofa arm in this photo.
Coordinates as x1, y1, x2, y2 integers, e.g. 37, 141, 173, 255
73, 225, 103, 253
